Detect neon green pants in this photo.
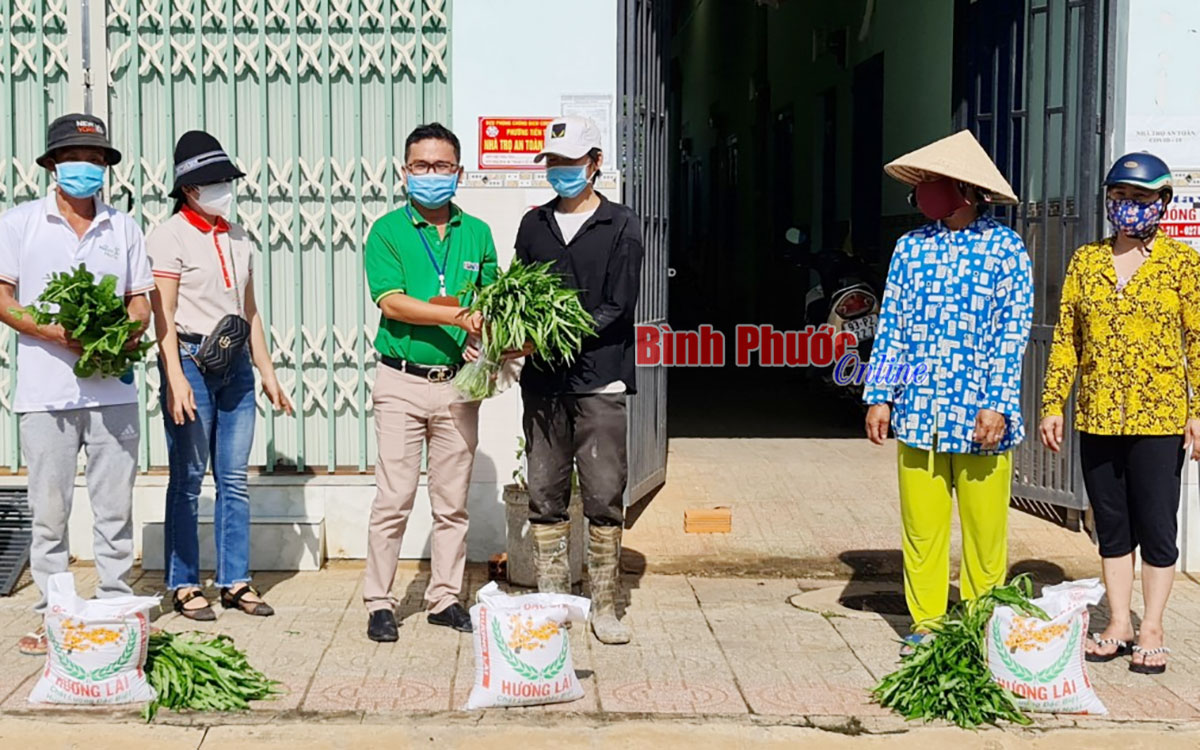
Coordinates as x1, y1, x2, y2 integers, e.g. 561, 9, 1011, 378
897, 442, 1012, 630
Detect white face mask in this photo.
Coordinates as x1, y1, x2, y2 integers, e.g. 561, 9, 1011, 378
190, 182, 234, 218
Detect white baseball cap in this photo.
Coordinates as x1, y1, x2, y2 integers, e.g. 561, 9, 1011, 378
534, 116, 602, 162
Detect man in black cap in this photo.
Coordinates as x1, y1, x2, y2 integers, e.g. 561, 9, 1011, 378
0, 113, 153, 656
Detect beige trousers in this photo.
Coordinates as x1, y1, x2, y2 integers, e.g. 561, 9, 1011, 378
363, 366, 480, 614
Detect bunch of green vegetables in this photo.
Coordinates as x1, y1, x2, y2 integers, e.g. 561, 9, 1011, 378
15, 264, 151, 378
871, 574, 1049, 728
142, 631, 280, 721
453, 260, 594, 400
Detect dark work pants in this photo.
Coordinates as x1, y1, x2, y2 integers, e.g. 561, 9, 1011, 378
521, 391, 627, 528
1079, 433, 1184, 568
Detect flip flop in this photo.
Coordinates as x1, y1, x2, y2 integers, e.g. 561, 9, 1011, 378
1130, 644, 1170, 675
18, 628, 47, 657
1085, 632, 1132, 663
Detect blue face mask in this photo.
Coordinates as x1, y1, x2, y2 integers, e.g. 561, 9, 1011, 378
546, 165, 591, 198
406, 173, 458, 209
55, 161, 106, 199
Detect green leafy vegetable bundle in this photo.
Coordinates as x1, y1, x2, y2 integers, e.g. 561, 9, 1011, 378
871, 575, 1050, 728
453, 260, 594, 400
142, 631, 280, 721
16, 264, 151, 378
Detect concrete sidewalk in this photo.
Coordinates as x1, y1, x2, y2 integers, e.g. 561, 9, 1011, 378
3, 562, 1200, 727
622, 438, 1100, 580
1, 437, 1195, 742
5, 716, 1200, 750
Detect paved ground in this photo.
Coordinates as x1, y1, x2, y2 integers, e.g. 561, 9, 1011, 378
5, 717, 1200, 750
1, 437, 1196, 746
624, 437, 1100, 581
5, 561, 1198, 723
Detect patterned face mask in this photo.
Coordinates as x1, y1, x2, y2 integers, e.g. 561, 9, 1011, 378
1106, 196, 1164, 240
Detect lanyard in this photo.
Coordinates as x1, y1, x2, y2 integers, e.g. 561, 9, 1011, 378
406, 205, 451, 296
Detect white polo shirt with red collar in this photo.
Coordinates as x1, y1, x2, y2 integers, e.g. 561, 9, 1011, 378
0, 192, 155, 413
145, 206, 253, 337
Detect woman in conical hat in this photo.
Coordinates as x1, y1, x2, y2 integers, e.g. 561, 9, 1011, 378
863, 130, 1033, 654
1040, 151, 1199, 675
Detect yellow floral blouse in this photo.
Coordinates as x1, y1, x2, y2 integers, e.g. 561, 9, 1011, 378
1042, 234, 1200, 434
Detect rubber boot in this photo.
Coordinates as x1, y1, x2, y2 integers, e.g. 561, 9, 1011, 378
588, 525, 632, 645
531, 522, 571, 594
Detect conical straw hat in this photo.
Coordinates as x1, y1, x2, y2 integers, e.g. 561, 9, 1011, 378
884, 130, 1019, 204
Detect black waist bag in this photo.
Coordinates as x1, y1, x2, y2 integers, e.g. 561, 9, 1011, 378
193, 313, 250, 376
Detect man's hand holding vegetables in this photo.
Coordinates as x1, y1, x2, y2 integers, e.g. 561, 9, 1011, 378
0, 114, 155, 657
0, 285, 146, 360
462, 334, 533, 364
124, 295, 151, 351
0, 308, 84, 357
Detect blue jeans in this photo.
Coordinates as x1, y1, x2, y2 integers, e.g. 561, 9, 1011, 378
160, 344, 256, 590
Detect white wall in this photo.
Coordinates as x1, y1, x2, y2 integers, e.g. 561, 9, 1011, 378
451, 0, 619, 171
1114, 0, 1200, 168
1115, 0, 1200, 572
448, 0, 621, 560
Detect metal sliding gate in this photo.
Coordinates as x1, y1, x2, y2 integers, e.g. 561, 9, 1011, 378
959, 0, 1108, 528
0, 0, 73, 471
618, 0, 669, 504
0, 0, 451, 473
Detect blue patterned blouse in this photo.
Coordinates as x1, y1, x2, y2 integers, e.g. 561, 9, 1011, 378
863, 215, 1034, 454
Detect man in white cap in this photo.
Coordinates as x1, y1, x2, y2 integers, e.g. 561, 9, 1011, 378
515, 116, 644, 645
863, 131, 1033, 654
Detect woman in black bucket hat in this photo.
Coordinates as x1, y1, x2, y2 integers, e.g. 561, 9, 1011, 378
147, 131, 292, 621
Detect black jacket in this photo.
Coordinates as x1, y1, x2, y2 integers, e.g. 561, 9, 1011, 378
515, 193, 645, 395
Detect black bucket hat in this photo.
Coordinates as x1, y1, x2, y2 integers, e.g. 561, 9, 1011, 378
36, 113, 122, 169
169, 130, 245, 199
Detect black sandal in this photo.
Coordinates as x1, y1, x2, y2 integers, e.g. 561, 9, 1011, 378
173, 589, 217, 621
1130, 644, 1170, 675
221, 585, 275, 617
1085, 632, 1132, 663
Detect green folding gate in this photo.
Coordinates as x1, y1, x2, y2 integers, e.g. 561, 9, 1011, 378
0, 0, 73, 471
0, 0, 452, 473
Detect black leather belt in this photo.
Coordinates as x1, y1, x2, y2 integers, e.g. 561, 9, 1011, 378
177, 332, 204, 344
379, 355, 459, 382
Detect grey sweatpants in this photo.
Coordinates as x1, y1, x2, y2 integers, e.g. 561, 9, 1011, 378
20, 404, 139, 613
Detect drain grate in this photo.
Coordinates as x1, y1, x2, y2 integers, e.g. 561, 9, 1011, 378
838, 591, 909, 616
0, 489, 31, 597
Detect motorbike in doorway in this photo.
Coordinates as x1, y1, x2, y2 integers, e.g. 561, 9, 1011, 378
785, 227, 881, 399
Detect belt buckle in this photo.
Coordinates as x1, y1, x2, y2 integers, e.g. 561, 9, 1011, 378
427, 367, 450, 383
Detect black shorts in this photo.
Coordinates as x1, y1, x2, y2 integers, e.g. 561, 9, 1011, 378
1079, 433, 1184, 568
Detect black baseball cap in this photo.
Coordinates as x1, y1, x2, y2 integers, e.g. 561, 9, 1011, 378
36, 113, 122, 169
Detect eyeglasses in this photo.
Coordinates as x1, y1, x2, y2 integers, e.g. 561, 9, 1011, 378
406, 161, 459, 176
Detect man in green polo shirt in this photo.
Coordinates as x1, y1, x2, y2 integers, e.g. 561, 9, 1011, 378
362, 123, 497, 642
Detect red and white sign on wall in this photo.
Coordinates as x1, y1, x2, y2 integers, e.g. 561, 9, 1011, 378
1162, 190, 1200, 251
478, 117, 554, 169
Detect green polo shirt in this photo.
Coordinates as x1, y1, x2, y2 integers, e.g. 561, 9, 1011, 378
365, 202, 499, 366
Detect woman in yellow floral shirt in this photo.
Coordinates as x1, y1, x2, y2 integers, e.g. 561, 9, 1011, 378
1041, 152, 1200, 675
